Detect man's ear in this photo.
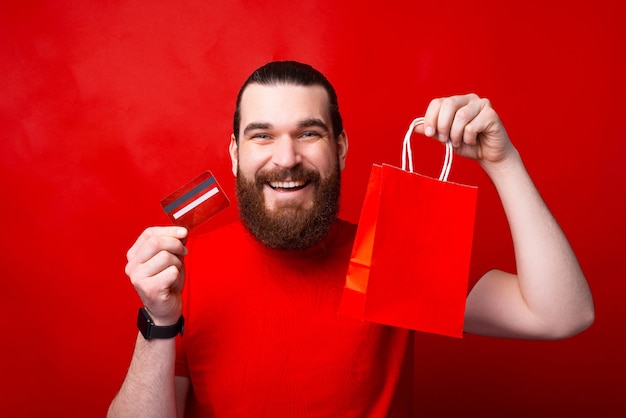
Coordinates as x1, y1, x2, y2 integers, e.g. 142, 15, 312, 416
337, 130, 348, 171
229, 134, 238, 176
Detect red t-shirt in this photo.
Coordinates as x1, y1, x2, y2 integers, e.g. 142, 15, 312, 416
176, 220, 414, 417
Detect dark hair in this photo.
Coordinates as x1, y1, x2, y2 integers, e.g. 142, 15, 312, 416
233, 61, 343, 143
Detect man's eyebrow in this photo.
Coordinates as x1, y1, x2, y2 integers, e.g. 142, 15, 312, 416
243, 119, 330, 136
299, 118, 329, 132
243, 122, 272, 136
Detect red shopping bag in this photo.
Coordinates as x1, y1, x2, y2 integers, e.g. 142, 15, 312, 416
338, 118, 478, 338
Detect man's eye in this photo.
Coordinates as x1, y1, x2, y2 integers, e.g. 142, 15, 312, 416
300, 131, 321, 139
252, 133, 271, 140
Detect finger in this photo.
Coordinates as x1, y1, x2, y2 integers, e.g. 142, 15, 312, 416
127, 227, 188, 262
448, 96, 484, 147
460, 101, 498, 146
435, 96, 465, 142
130, 253, 184, 298
128, 226, 188, 259
424, 95, 472, 143
128, 242, 187, 281
127, 226, 188, 261
139, 249, 184, 279
422, 98, 443, 140
132, 264, 182, 293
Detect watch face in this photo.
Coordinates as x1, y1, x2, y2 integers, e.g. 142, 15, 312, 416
137, 308, 153, 339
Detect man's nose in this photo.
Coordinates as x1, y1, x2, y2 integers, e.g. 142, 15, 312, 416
271, 136, 302, 169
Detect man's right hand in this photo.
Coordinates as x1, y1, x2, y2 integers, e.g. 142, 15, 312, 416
125, 226, 189, 326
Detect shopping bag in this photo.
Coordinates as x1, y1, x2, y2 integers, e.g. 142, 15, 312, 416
338, 118, 478, 338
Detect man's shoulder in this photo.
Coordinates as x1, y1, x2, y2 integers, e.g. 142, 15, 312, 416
333, 218, 357, 245
335, 217, 356, 229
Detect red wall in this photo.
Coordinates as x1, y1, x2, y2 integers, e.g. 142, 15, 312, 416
1, 1, 624, 416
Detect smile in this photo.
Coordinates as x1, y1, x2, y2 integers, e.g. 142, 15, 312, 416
268, 180, 307, 191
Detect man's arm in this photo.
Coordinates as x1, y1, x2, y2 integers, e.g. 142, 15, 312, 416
107, 336, 189, 417
108, 227, 190, 417
464, 149, 594, 338
419, 94, 594, 339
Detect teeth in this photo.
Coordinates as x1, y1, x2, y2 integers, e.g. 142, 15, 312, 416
269, 181, 305, 189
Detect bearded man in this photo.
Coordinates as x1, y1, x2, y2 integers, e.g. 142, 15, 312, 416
108, 61, 593, 418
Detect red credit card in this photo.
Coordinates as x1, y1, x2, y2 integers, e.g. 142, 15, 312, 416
160, 171, 230, 230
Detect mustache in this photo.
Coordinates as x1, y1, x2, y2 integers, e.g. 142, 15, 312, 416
255, 166, 321, 185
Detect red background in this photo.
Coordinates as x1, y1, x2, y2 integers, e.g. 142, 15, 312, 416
1, 1, 624, 416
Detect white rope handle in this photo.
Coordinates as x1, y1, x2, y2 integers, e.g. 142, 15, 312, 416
401, 117, 453, 182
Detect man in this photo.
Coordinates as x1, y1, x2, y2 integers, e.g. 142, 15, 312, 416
108, 61, 594, 417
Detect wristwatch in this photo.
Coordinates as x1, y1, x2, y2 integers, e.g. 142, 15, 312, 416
137, 307, 184, 340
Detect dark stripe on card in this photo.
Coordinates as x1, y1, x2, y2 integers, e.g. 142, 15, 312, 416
163, 176, 216, 213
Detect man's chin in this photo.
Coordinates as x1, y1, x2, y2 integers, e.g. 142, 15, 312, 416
265, 201, 313, 214
241, 198, 336, 250
263, 188, 314, 211
237, 164, 341, 250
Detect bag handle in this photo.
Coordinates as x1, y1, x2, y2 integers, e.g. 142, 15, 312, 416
402, 117, 453, 182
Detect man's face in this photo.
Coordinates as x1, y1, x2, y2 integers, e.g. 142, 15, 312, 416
229, 83, 348, 249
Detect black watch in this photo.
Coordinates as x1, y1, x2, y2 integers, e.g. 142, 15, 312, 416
137, 307, 184, 340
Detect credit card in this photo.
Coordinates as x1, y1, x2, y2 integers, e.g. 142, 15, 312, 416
160, 171, 230, 230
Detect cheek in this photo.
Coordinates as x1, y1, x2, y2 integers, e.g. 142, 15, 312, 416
311, 150, 339, 177
236, 151, 264, 178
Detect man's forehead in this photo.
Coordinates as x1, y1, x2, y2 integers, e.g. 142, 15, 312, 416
241, 82, 329, 99
239, 83, 331, 122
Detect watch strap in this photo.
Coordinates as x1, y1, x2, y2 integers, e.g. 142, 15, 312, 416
137, 307, 184, 340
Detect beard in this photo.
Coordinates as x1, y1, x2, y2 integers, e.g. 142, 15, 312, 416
236, 163, 341, 250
